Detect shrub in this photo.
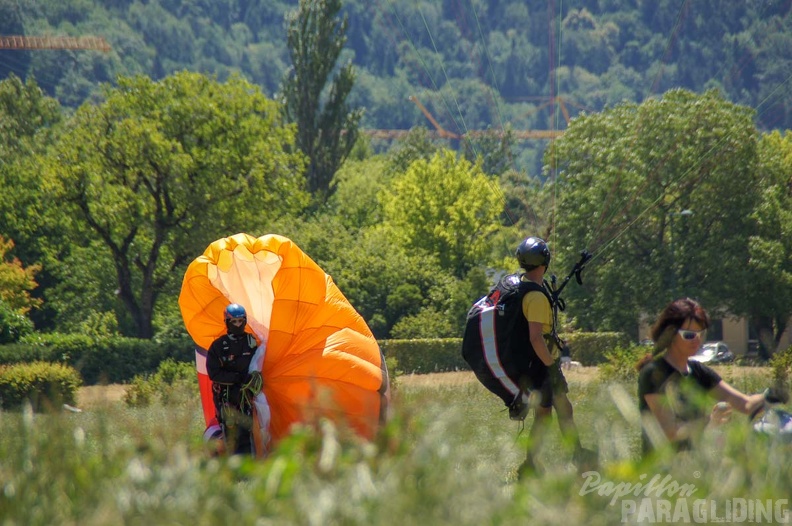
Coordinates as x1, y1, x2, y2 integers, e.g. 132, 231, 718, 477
0, 333, 195, 384
770, 345, 792, 387
378, 332, 631, 373
124, 374, 156, 407
124, 358, 197, 407
380, 338, 467, 374
0, 301, 34, 344
0, 361, 82, 411
599, 345, 648, 382
564, 332, 632, 365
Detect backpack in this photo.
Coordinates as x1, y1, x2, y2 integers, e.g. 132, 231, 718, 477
461, 273, 559, 414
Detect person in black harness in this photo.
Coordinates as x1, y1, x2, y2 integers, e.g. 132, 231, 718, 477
207, 303, 263, 455
513, 237, 595, 476
637, 298, 767, 455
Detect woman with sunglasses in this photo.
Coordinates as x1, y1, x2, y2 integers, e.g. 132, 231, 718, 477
636, 297, 766, 454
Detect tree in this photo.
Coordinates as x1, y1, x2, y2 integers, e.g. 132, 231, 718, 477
547, 89, 761, 336
747, 131, 792, 354
0, 0, 30, 80
0, 75, 63, 255
0, 236, 41, 316
0, 75, 65, 330
280, 0, 362, 204
379, 149, 504, 279
44, 72, 308, 338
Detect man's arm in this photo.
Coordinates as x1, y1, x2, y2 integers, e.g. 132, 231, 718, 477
529, 321, 555, 366
206, 342, 246, 385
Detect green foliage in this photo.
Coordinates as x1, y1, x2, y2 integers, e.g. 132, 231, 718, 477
123, 374, 156, 408
769, 345, 792, 386
563, 332, 633, 366
0, 76, 64, 316
43, 71, 307, 338
290, 219, 471, 339
384, 355, 400, 379
379, 332, 631, 373
0, 361, 81, 410
383, 127, 441, 175
1, 3, 791, 355
124, 358, 197, 407
281, 0, 362, 203
598, 345, 648, 383
0, 333, 194, 384
747, 131, 792, 352
380, 149, 505, 278
0, 300, 34, 344
9, 0, 792, 136
0, 74, 62, 155
379, 338, 467, 374
462, 126, 518, 177
390, 308, 456, 339
327, 156, 390, 229
549, 89, 760, 335
0, 368, 790, 524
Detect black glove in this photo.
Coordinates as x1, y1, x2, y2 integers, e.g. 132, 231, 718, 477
764, 386, 790, 405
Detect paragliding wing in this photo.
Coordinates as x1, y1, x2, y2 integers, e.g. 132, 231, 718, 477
179, 233, 389, 451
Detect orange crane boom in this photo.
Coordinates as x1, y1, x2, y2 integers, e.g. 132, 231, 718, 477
0, 35, 111, 52
407, 95, 458, 139
363, 95, 565, 141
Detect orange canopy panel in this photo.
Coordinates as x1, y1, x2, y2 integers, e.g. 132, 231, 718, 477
179, 233, 389, 450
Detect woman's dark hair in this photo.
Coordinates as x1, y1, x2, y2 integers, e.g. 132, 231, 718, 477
651, 297, 710, 343
636, 297, 710, 370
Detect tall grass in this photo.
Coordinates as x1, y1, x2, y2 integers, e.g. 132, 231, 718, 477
0, 367, 789, 525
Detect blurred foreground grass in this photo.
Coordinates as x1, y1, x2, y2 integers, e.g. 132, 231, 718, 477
1, 366, 790, 525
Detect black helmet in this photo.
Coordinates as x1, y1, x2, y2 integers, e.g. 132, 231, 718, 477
516, 237, 551, 270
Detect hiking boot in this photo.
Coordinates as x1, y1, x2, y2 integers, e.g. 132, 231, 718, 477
508, 397, 529, 421
517, 456, 542, 479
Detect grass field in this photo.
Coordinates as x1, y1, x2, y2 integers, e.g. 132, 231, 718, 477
1, 366, 790, 525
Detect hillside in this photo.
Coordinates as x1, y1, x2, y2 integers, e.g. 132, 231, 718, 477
1, 0, 790, 173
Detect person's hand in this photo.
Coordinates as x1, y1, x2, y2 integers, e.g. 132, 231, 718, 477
243, 370, 263, 397
710, 401, 732, 426
764, 387, 790, 405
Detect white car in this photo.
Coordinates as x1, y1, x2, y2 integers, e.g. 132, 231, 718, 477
690, 342, 734, 364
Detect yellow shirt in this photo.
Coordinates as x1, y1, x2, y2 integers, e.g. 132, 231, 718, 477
521, 287, 559, 359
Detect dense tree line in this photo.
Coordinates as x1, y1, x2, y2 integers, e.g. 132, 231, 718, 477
1, 70, 791, 353
0, 1, 789, 146
0, 0, 791, 353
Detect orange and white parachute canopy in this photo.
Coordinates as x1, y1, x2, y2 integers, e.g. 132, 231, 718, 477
178, 233, 389, 451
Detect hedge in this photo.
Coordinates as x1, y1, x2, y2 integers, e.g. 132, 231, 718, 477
0, 361, 82, 411
0, 331, 631, 385
380, 338, 467, 374
380, 332, 631, 373
0, 334, 195, 385
563, 332, 633, 366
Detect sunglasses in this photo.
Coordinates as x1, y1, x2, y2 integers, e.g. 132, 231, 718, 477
228, 317, 246, 326
678, 329, 706, 340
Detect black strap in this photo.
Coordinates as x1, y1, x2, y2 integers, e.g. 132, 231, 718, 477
516, 275, 565, 352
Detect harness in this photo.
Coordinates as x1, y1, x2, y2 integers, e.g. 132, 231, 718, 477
543, 250, 593, 351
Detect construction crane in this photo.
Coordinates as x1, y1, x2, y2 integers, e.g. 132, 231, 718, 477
363, 95, 567, 141
0, 35, 111, 52
408, 95, 458, 140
